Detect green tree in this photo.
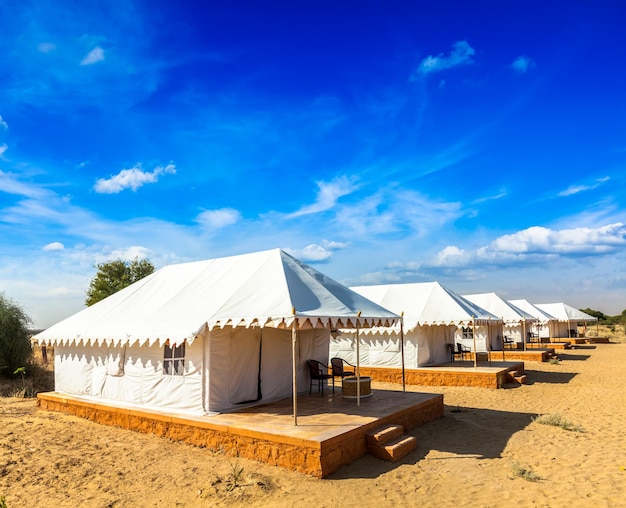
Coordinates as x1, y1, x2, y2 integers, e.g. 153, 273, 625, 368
85, 258, 155, 306
0, 292, 33, 375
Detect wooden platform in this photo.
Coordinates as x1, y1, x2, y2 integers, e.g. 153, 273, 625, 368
37, 389, 443, 478
356, 360, 526, 389
484, 348, 556, 362
526, 341, 571, 350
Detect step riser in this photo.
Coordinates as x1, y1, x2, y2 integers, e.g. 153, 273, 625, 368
368, 436, 417, 462
366, 424, 404, 447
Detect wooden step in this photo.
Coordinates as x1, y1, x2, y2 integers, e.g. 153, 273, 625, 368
514, 374, 527, 384
366, 424, 404, 447
368, 435, 417, 462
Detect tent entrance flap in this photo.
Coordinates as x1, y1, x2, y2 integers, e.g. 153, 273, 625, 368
228, 328, 262, 405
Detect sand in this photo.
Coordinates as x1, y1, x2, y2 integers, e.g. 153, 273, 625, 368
2, 341, 625, 507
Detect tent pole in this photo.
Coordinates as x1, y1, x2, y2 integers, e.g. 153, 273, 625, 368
522, 320, 526, 352
400, 312, 405, 393
292, 308, 298, 426
472, 316, 477, 369
356, 311, 361, 408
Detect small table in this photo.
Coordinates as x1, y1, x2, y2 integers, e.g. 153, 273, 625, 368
342, 376, 373, 399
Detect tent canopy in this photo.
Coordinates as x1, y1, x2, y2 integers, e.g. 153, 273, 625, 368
463, 292, 536, 325
351, 282, 500, 332
508, 299, 556, 324
35, 249, 400, 347
535, 303, 598, 323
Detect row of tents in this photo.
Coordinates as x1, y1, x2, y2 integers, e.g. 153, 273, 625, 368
34, 249, 597, 417
330, 283, 598, 369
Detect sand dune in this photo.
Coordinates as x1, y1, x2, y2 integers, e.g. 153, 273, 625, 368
2, 341, 625, 507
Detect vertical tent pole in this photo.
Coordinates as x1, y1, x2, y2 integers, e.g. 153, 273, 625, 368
292, 308, 298, 426
472, 315, 477, 369
400, 312, 406, 393
522, 319, 527, 352
356, 311, 362, 408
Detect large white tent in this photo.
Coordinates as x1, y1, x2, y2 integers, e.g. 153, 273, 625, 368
535, 303, 598, 338
508, 299, 556, 339
329, 282, 500, 368
34, 249, 399, 416
463, 293, 536, 347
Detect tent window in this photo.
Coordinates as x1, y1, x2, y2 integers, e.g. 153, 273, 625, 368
163, 343, 186, 376
461, 327, 473, 340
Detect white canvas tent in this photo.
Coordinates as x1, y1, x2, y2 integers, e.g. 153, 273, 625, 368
34, 249, 399, 417
463, 293, 536, 347
508, 299, 557, 339
535, 303, 598, 338
329, 282, 501, 368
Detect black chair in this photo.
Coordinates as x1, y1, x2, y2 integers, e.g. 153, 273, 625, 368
307, 359, 333, 395
447, 343, 463, 362
456, 343, 471, 360
503, 336, 514, 349
330, 357, 355, 391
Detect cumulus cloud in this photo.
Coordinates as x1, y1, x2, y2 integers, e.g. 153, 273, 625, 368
558, 177, 610, 197
196, 208, 241, 229
104, 245, 152, 262
80, 46, 105, 65
413, 41, 475, 78
511, 56, 535, 73
43, 242, 64, 251
93, 163, 176, 193
284, 239, 349, 263
428, 223, 626, 269
286, 175, 359, 218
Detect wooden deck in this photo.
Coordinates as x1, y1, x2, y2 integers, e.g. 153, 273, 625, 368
37, 389, 443, 478
356, 360, 526, 389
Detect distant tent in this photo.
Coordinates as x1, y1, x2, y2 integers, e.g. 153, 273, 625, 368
535, 303, 598, 338
34, 249, 399, 416
463, 292, 536, 347
508, 299, 557, 339
330, 282, 500, 368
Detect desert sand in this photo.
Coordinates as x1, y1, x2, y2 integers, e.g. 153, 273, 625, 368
2, 340, 625, 507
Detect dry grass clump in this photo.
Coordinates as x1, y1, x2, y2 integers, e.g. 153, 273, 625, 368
534, 412, 585, 433
510, 461, 542, 482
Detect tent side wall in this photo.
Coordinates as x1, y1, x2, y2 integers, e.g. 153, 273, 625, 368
329, 324, 452, 368
208, 326, 330, 413
455, 323, 502, 352
53, 337, 206, 414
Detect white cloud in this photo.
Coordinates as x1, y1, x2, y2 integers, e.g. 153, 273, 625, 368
105, 246, 152, 262
511, 56, 535, 73
80, 46, 105, 66
43, 242, 65, 251
558, 177, 610, 197
0, 170, 48, 198
429, 223, 626, 269
0, 115, 7, 129
37, 42, 56, 54
0, 144, 7, 158
93, 163, 176, 193
284, 240, 348, 263
196, 208, 241, 229
413, 41, 475, 78
286, 175, 359, 218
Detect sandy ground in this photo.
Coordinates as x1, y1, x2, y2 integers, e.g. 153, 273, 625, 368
2, 341, 625, 507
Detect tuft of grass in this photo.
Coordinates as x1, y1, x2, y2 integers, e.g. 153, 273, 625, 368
548, 357, 560, 365
534, 412, 585, 433
226, 461, 245, 491
511, 461, 542, 482
0, 495, 7, 508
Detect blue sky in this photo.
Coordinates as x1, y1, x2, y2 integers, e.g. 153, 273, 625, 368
1, 0, 626, 328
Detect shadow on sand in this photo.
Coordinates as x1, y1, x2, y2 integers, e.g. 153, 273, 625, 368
523, 370, 577, 385
330, 405, 535, 479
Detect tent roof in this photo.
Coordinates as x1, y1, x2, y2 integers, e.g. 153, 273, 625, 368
463, 292, 536, 325
34, 249, 400, 347
535, 302, 598, 322
507, 299, 556, 323
351, 282, 500, 331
